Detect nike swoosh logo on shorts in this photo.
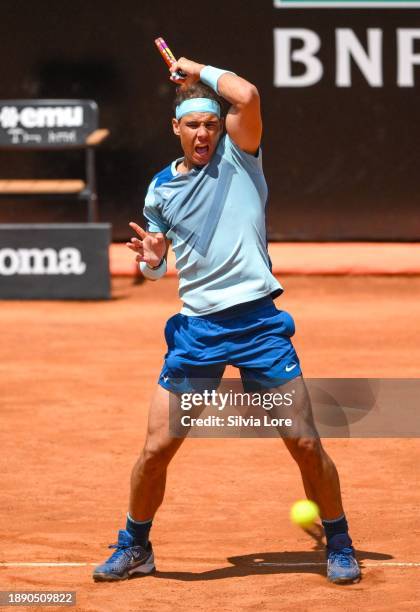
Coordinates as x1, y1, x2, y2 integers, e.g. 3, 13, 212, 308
285, 363, 298, 372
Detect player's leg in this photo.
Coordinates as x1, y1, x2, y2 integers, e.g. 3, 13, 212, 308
120, 309, 225, 566
275, 376, 360, 583
94, 307, 226, 583
231, 300, 360, 583
261, 378, 361, 584
93, 385, 185, 582
129, 384, 185, 520
278, 376, 344, 519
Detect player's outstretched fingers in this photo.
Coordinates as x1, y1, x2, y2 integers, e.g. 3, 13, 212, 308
129, 221, 148, 239
126, 240, 143, 254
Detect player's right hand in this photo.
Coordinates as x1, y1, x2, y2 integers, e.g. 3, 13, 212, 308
169, 57, 205, 89
126, 222, 166, 268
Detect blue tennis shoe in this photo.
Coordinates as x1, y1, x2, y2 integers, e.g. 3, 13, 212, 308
93, 530, 155, 582
327, 535, 361, 584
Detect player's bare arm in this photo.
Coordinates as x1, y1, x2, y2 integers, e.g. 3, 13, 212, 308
171, 57, 262, 154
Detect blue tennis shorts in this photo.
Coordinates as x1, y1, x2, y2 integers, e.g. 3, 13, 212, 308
158, 296, 302, 393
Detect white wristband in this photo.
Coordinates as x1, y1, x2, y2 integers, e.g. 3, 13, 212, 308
139, 258, 167, 280
200, 65, 235, 94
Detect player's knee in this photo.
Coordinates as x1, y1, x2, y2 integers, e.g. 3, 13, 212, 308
291, 437, 323, 467
141, 443, 172, 474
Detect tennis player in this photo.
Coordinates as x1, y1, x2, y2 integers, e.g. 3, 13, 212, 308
93, 58, 361, 584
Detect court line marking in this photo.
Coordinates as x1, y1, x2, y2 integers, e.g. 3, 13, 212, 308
1, 562, 420, 568
255, 562, 420, 568
0, 563, 94, 567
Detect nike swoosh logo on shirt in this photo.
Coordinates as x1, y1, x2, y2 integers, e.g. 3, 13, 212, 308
285, 363, 298, 372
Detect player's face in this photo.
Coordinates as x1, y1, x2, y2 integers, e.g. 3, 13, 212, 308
172, 112, 224, 167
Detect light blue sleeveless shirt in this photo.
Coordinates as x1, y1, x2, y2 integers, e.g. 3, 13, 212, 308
143, 134, 282, 316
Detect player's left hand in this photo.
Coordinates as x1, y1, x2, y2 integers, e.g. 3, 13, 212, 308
126, 222, 166, 268
169, 57, 205, 89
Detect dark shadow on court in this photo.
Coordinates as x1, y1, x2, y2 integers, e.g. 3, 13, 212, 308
110, 275, 145, 300
152, 548, 393, 581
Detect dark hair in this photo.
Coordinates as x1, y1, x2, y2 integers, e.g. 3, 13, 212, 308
173, 82, 226, 117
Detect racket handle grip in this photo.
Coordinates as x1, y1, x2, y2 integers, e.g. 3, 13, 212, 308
171, 69, 187, 81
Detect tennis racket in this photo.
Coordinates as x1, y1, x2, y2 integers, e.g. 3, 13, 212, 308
154, 37, 187, 82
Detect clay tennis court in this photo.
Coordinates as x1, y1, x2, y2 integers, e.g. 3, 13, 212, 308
1, 274, 419, 611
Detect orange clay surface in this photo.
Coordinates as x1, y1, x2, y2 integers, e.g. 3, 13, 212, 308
1, 275, 420, 612
110, 242, 420, 276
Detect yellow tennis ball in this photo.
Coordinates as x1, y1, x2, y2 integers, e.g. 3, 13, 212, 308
290, 500, 319, 527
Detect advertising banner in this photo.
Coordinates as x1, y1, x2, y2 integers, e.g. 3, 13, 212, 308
0, 224, 111, 299
0, 100, 97, 147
